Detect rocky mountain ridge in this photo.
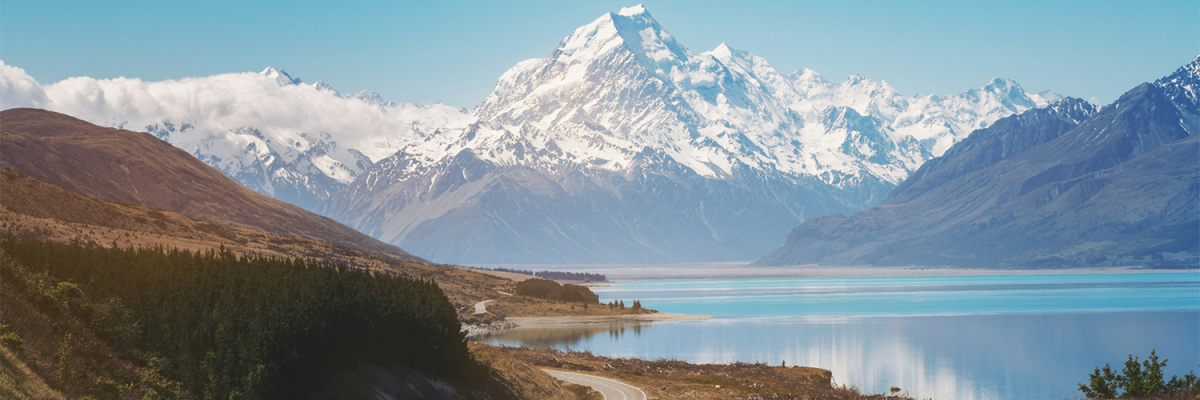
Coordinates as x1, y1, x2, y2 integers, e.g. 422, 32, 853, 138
757, 57, 1200, 267
0, 5, 1071, 263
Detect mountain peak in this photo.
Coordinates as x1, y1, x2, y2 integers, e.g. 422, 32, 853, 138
260, 66, 302, 86
353, 90, 389, 107
983, 78, 1020, 92
792, 68, 828, 83
711, 42, 734, 59
618, 4, 647, 17
1159, 55, 1200, 84
312, 80, 338, 94
558, 6, 688, 70
1039, 97, 1099, 124
844, 74, 897, 93
1154, 55, 1200, 130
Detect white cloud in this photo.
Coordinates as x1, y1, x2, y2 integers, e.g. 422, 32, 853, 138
0, 60, 475, 165
0, 61, 48, 110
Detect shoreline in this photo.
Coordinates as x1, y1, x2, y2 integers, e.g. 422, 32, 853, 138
470, 263, 1194, 281
464, 312, 712, 337
506, 312, 712, 327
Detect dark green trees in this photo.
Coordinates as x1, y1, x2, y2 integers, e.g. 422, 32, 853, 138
1, 237, 473, 399
1079, 350, 1199, 399
514, 278, 599, 303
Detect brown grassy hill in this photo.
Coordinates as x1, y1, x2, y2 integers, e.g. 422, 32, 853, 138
0, 108, 415, 262
0, 167, 505, 308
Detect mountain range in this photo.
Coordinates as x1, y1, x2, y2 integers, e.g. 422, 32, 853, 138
758, 57, 1200, 267
1, 5, 1076, 264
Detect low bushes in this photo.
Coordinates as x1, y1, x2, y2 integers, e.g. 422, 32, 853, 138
515, 279, 599, 303
1079, 350, 1199, 399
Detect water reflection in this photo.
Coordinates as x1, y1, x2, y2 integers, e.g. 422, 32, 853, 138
479, 322, 646, 348
479, 312, 1200, 399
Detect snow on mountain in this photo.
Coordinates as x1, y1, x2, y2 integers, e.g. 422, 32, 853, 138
312, 80, 339, 94
138, 75, 475, 209
320, 5, 1064, 264
759, 58, 1198, 268
412, 6, 1056, 190
0, 63, 473, 210
1155, 55, 1200, 134
0, 5, 1072, 263
261, 66, 303, 86
470, 7, 893, 186
791, 71, 1062, 159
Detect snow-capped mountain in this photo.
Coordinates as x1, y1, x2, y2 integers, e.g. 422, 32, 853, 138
0, 63, 474, 210
319, 5, 1062, 264
759, 57, 1198, 268
142, 67, 479, 210
0, 5, 1066, 263
144, 68, 477, 209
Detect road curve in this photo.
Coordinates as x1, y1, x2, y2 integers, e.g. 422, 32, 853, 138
473, 300, 494, 315
543, 369, 646, 400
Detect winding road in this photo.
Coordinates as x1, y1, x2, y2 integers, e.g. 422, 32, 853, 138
473, 299, 494, 315
543, 369, 646, 400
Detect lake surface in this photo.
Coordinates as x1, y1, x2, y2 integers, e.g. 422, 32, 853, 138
479, 272, 1200, 400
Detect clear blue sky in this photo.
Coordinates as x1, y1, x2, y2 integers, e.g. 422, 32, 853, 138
4, 0, 1196, 108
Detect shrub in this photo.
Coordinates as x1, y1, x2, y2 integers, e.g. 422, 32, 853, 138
94, 377, 121, 400
0, 324, 23, 351
515, 279, 599, 303
1079, 350, 1200, 399
53, 281, 83, 299
57, 332, 73, 381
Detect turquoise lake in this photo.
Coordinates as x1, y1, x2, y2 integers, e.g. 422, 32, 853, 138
479, 272, 1200, 399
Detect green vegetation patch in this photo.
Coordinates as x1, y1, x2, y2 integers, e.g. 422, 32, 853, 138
0, 238, 475, 399
515, 279, 599, 303
1079, 350, 1199, 399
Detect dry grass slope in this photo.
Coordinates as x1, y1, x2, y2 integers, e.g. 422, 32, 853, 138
0, 167, 505, 308
0, 108, 415, 262
1, 346, 65, 400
